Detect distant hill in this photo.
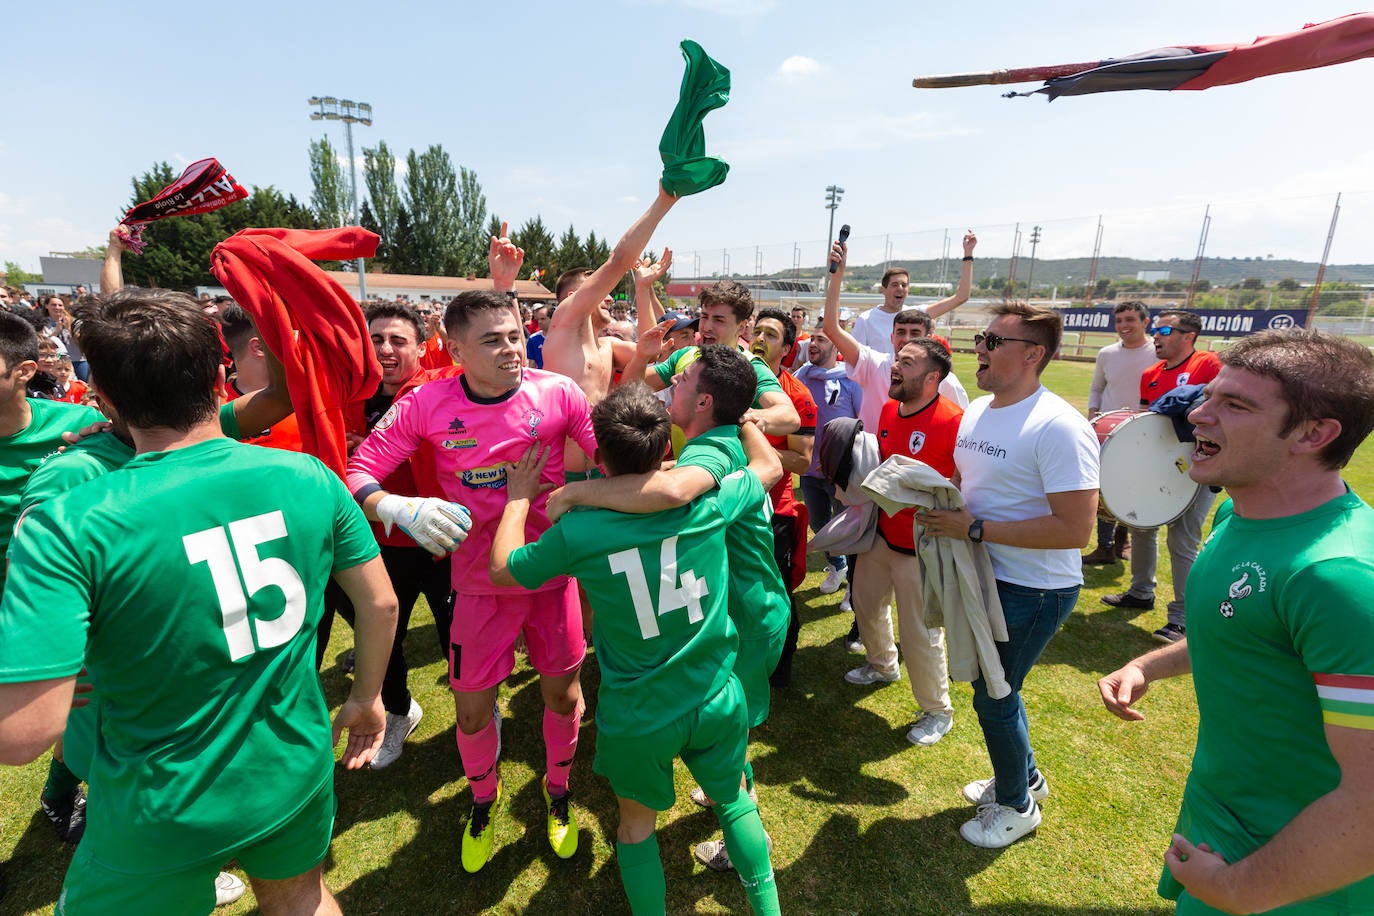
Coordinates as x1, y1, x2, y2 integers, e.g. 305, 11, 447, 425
778, 256, 1374, 288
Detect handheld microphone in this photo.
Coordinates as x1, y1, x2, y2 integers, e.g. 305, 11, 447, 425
830, 224, 851, 273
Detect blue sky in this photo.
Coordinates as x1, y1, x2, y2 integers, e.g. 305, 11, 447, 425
5, 0, 1372, 278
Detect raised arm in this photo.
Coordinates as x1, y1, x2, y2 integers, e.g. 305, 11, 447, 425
821, 240, 861, 366
924, 231, 977, 320
100, 226, 132, 294
633, 248, 672, 326
551, 186, 678, 329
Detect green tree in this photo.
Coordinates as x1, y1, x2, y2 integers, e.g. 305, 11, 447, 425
363, 141, 401, 263
308, 137, 349, 228
549, 224, 584, 290
1240, 277, 1265, 290
1275, 277, 1300, 291
403, 145, 461, 276
4, 261, 36, 285
390, 206, 420, 275
451, 166, 488, 277
513, 217, 555, 284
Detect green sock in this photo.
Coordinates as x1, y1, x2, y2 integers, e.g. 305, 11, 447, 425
615, 833, 665, 915
743, 760, 755, 794
715, 794, 780, 916
42, 757, 80, 802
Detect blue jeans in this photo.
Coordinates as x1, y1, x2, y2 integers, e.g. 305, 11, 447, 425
971, 580, 1079, 808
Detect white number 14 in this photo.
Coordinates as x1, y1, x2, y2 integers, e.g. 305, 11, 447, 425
183, 511, 307, 662
607, 536, 709, 640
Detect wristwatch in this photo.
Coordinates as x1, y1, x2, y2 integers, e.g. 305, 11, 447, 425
968, 519, 985, 543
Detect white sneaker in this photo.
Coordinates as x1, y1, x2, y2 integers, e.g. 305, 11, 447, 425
959, 800, 1041, 848
905, 712, 953, 747
214, 871, 246, 907
370, 698, 422, 769
844, 664, 901, 686
843, 622, 864, 654
819, 565, 844, 595
693, 832, 773, 872
839, 587, 852, 613
961, 771, 1050, 807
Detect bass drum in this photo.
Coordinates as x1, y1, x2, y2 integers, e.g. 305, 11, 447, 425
1092, 410, 1201, 528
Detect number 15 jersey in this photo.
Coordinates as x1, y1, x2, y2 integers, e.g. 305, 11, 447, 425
0, 438, 378, 875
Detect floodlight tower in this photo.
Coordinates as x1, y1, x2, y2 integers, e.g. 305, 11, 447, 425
309, 96, 373, 301
824, 185, 844, 289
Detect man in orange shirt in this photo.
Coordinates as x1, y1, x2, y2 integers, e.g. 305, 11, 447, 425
846, 336, 962, 747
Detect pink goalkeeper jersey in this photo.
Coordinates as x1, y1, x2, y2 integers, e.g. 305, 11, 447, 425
346, 370, 597, 595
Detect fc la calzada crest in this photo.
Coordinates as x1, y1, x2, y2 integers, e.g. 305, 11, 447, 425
909, 430, 926, 454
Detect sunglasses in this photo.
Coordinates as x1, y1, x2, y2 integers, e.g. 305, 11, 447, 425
974, 332, 1039, 351
1151, 325, 1185, 336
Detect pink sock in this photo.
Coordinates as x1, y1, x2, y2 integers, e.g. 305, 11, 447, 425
543, 705, 581, 796
455, 717, 500, 803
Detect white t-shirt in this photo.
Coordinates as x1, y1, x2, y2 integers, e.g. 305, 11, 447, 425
846, 342, 968, 433
1088, 340, 1157, 416
955, 386, 1100, 589
851, 306, 898, 352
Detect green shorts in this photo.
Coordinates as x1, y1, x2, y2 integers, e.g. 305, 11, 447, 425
58, 778, 336, 915
593, 675, 748, 812
563, 466, 605, 484
735, 630, 786, 727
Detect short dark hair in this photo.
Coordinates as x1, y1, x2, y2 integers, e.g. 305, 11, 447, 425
696, 345, 757, 426
1220, 329, 1374, 469
217, 303, 257, 352
893, 308, 933, 335
881, 268, 909, 287
591, 383, 671, 476
75, 288, 221, 431
699, 280, 753, 323
444, 289, 512, 338
556, 268, 593, 302
754, 307, 797, 350
900, 337, 952, 381
992, 302, 1061, 373
1114, 300, 1150, 321
1156, 309, 1203, 336
365, 302, 427, 342
0, 311, 39, 371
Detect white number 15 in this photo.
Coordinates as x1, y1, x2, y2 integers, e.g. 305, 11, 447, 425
183, 511, 306, 661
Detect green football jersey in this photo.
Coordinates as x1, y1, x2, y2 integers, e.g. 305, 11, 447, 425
653, 345, 784, 405
509, 470, 767, 736
676, 426, 790, 642
0, 437, 378, 874
0, 399, 103, 582
1162, 491, 1374, 913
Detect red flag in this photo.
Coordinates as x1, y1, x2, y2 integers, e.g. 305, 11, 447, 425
913, 13, 1374, 100
120, 158, 249, 252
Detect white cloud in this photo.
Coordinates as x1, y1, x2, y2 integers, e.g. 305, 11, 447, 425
775, 55, 826, 80
617, 195, 641, 204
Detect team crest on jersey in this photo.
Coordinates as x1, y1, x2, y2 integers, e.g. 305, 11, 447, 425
443, 438, 478, 449
524, 407, 546, 440
1218, 562, 1265, 619
908, 430, 926, 454
375, 404, 399, 431
448, 417, 468, 433
1177, 371, 1191, 386
459, 464, 507, 489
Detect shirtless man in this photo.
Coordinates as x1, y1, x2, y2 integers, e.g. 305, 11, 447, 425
541, 185, 678, 480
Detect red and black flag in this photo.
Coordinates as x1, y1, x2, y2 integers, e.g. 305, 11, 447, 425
913, 12, 1374, 100
119, 158, 249, 252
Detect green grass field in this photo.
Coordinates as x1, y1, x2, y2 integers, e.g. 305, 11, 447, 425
4, 358, 1371, 915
